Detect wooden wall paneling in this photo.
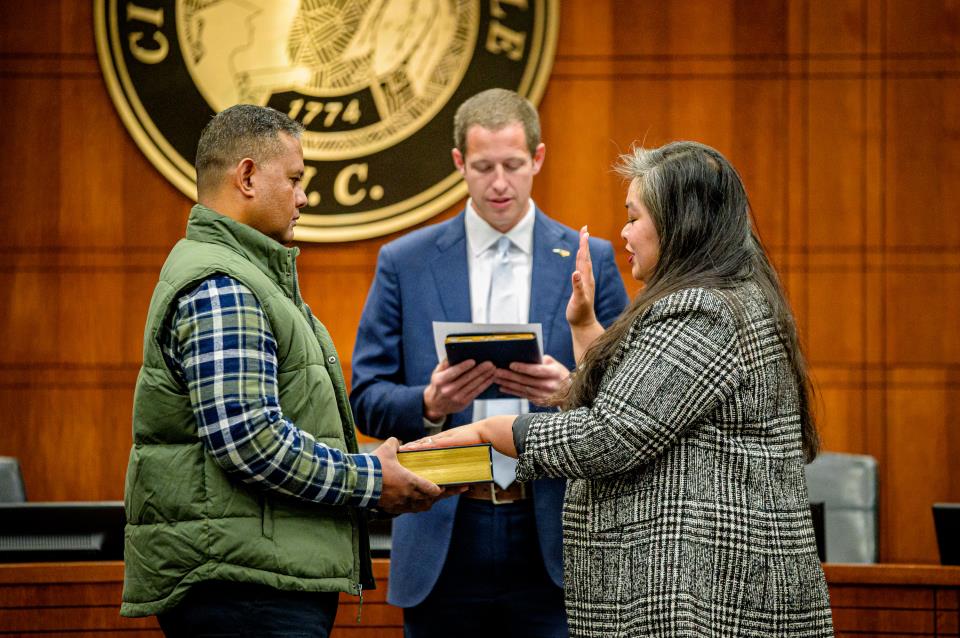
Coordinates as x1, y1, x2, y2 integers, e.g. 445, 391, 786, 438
885, 262, 960, 366
803, 37, 871, 454
59, 271, 133, 364
643, 1, 788, 58
117, 116, 196, 249
0, 75, 62, 249
0, 0, 958, 563
672, 2, 736, 53
732, 76, 789, 251
792, 11, 870, 471
862, 0, 891, 541
536, 78, 623, 254
12, 3, 92, 58
806, 79, 866, 249
666, 79, 737, 163
799, 66, 870, 455
60, 1, 95, 57
0, 384, 133, 501
808, 0, 867, 55
885, 79, 960, 250
886, 0, 960, 55
885, 366, 960, 563
807, 262, 866, 368
734, 1, 790, 54
58, 78, 126, 247
0, 3, 64, 56
0, 270, 62, 365
602, 75, 668, 298
882, 190, 960, 563
812, 367, 869, 454
783, 0, 811, 366
552, 0, 612, 57
540, 0, 632, 260
862, 64, 888, 466
878, 31, 960, 559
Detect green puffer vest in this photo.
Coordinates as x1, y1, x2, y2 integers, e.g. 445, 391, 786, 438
121, 204, 372, 618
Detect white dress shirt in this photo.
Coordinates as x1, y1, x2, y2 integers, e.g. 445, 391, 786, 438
464, 199, 533, 422
423, 199, 534, 433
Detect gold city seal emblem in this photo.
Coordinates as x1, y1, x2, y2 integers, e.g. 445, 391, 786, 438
95, 0, 559, 242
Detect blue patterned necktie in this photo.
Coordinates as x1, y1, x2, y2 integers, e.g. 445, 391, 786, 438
485, 236, 520, 488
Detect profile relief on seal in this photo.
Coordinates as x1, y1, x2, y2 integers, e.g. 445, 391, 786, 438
178, 0, 457, 112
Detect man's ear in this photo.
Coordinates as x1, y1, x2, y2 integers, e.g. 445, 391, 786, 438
234, 158, 257, 198
531, 143, 546, 175
451, 148, 466, 176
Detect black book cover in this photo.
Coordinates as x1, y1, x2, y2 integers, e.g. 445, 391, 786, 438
444, 332, 541, 399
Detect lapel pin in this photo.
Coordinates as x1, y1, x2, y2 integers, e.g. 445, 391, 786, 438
552, 248, 571, 257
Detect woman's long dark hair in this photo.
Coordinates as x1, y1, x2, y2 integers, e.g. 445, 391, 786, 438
561, 141, 820, 462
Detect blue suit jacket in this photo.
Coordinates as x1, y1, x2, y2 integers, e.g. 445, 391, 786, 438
350, 209, 628, 608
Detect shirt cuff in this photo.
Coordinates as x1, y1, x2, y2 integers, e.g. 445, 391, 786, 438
512, 413, 536, 456
422, 415, 446, 435
345, 453, 382, 508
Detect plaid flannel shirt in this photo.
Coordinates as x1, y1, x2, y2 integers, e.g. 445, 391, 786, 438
159, 274, 381, 508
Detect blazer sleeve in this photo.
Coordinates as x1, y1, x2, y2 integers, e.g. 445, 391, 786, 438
349, 246, 428, 443
516, 289, 740, 481
589, 237, 629, 328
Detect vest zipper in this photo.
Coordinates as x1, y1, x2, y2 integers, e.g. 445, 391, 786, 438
356, 583, 363, 623
288, 252, 302, 306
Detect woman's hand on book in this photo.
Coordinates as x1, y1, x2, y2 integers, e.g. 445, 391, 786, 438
403, 424, 484, 450
402, 415, 518, 458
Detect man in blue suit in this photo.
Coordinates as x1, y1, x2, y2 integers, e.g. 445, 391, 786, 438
350, 89, 628, 637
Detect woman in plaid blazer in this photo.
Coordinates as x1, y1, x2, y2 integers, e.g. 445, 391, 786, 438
407, 141, 834, 637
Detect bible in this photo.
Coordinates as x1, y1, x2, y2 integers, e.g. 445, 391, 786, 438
397, 443, 494, 485
444, 332, 542, 399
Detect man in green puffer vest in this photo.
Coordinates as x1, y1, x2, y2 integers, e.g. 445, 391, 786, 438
121, 104, 448, 636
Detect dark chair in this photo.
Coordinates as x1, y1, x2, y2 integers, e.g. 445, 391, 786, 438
805, 452, 878, 563
0, 457, 26, 502
933, 503, 960, 565
810, 501, 826, 562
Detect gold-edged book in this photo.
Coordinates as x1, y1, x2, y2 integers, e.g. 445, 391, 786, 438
444, 332, 541, 400
397, 443, 493, 486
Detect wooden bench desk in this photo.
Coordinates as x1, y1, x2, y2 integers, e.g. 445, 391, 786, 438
1, 561, 958, 636
824, 563, 960, 637
0, 559, 401, 637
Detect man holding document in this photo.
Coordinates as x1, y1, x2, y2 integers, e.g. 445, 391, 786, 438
350, 89, 628, 636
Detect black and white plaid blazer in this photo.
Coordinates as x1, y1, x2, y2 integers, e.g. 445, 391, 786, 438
516, 284, 834, 637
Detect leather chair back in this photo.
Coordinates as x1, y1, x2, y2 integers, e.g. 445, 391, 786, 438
0, 457, 26, 502
805, 452, 878, 563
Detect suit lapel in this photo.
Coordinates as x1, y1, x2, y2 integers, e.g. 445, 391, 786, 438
529, 210, 575, 349
431, 213, 472, 322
